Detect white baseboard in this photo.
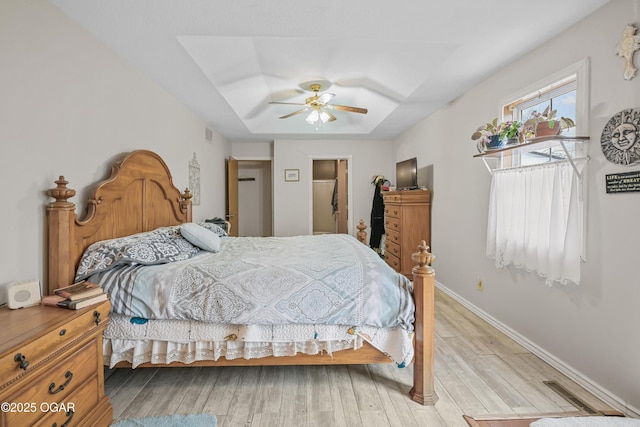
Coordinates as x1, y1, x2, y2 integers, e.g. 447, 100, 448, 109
435, 280, 640, 418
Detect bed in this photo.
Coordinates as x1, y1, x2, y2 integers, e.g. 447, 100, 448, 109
45, 149, 437, 405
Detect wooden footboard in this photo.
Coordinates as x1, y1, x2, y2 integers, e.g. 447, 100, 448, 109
45, 149, 437, 405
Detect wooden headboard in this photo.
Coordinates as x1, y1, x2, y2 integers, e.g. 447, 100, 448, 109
46, 150, 192, 295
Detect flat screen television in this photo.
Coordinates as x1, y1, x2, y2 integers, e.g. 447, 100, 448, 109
396, 157, 418, 190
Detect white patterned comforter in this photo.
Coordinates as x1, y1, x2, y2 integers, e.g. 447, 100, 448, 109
89, 234, 415, 332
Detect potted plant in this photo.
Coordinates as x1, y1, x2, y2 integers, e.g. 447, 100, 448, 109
471, 118, 524, 151
523, 106, 576, 138
497, 120, 523, 145
471, 118, 502, 151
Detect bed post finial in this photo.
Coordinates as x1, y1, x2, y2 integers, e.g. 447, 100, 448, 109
181, 188, 193, 221
47, 176, 77, 295
47, 176, 76, 208
356, 219, 367, 244
412, 241, 435, 271
409, 240, 438, 405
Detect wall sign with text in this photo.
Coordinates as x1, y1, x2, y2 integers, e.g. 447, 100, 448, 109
605, 170, 640, 193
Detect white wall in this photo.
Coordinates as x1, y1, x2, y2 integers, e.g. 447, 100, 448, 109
394, 0, 640, 414
273, 139, 394, 238
231, 141, 273, 159
0, 0, 230, 297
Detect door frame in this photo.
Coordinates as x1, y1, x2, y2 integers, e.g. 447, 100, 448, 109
231, 156, 274, 236
308, 154, 353, 235
225, 157, 239, 236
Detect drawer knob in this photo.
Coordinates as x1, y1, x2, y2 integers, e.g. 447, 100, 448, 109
48, 370, 73, 394
94, 310, 101, 325
51, 409, 74, 427
14, 353, 29, 370
59, 329, 66, 336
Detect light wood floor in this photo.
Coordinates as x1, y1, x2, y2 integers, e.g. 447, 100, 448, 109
104, 288, 614, 426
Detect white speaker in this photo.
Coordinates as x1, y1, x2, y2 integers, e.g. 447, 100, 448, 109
7, 280, 41, 309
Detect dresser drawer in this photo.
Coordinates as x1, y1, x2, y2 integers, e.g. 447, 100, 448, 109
34, 375, 100, 427
385, 252, 401, 271
384, 216, 401, 232
385, 240, 401, 259
3, 340, 99, 426
0, 302, 109, 387
383, 193, 401, 203
386, 229, 400, 246
384, 205, 401, 219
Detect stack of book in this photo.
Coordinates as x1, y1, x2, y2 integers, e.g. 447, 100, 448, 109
42, 281, 108, 310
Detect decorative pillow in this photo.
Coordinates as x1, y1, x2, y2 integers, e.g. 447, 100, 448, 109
197, 221, 228, 237
180, 223, 221, 252
75, 226, 200, 282
204, 217, 229, 233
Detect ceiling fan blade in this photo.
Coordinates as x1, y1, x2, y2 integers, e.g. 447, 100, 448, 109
269, 101, 308, 106
316, 93, 335, 104
325, 110, 337, 122
328, 104, 368, 114
279, 107, 310, 119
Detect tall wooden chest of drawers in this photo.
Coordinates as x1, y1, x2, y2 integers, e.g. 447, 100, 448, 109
0, 300, 112, 427
382, 189, 431, 278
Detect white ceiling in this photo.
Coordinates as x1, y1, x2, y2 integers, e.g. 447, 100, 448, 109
51, 0, 609, 142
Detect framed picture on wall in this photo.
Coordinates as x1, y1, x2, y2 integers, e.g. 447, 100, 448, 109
284, 169, 299, 182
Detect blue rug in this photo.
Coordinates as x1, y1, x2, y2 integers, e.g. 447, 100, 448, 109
111, 413, 217, 427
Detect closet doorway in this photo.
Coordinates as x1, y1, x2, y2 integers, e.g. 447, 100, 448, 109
227, 158, 273, 237
312, 158, 349, 235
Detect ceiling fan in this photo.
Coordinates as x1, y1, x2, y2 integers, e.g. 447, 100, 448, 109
268, 80, 368, 125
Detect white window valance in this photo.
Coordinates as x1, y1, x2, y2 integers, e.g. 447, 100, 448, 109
486, 160, 583, 285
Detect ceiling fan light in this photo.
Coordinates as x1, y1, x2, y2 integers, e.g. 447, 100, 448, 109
306, 109, 320, 124
319, 110, 331, 123
273, 82, 365, 126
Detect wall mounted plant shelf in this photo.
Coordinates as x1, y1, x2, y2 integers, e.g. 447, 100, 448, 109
473, 135, 590, 178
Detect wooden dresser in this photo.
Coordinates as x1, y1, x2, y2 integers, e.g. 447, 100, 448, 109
382, 189, 431, 278
0, 300, 112, 427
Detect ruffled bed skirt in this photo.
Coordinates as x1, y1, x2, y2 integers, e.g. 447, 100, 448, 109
103, 314, 414, 368
103, 337, 363, 368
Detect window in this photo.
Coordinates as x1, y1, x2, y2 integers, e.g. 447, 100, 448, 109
499, 59, 590, 167
513, 78, 577, 165
486, 59, 590, 284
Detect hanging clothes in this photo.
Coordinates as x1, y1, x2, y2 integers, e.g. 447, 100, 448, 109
369, 177, 385, 250
331, 178, 339, 215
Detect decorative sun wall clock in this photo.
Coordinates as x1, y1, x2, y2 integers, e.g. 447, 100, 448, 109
601, 108, 640, 166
